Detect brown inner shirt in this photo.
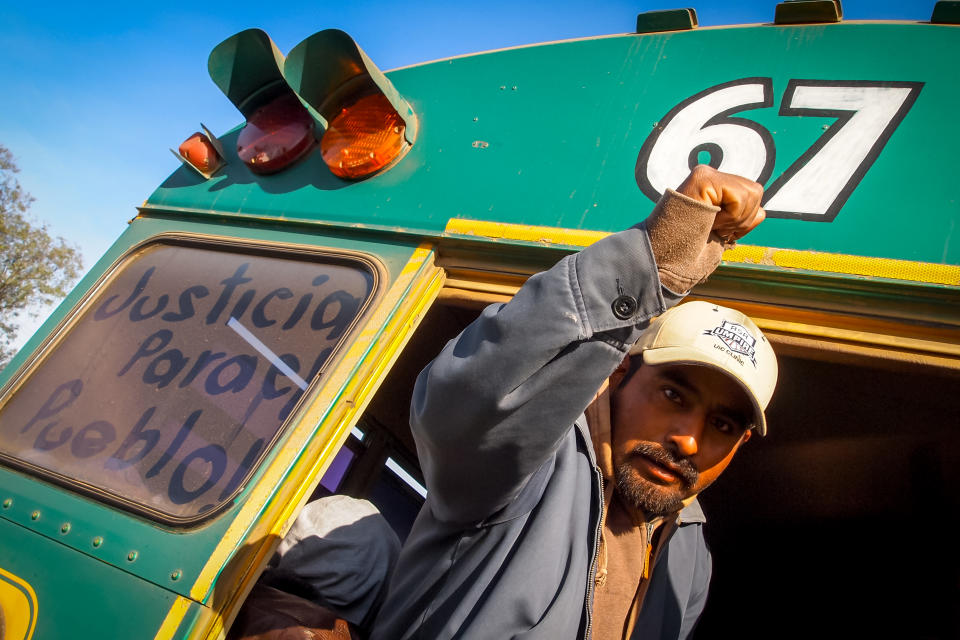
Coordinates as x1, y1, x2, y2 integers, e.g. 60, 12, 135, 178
591, 494, 668, 640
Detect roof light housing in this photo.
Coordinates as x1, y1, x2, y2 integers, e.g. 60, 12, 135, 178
208, 29, 317, 175
284, 29, 418, 180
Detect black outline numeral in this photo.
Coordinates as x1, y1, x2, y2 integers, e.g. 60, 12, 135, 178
762, 80, 924, 222
636, 78, 924, 223
635, 78, 775, 203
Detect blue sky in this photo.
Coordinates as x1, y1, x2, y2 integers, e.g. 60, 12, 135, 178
0, 0, 938, 345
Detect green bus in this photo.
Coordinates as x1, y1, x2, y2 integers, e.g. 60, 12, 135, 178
1, 3, 958, 638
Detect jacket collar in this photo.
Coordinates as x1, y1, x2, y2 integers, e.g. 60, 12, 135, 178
679, 497, 706, 524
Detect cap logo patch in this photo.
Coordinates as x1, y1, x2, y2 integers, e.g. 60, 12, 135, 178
705, 320, 757, 366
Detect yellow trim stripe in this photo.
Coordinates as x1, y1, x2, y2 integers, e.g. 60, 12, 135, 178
182, 244, 442, 639
154, 596, 193, 640
444, 218, 960, 286
762, 332, 960, 371
261, 246, 444, 541
723, 245, 960, 286
445, 218, 608, 247
190, 242, 438, 601
0, 567, 38, 640
752, 317, 960, 358
684, 297, 960, 357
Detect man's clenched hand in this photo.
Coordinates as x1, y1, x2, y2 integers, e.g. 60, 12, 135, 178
676, 165, 766, 243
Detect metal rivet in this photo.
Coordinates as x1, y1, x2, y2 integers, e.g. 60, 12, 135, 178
92, 536, 103, 548
170, 569, 182, 581
127, 551, 138, 562
2, 499, 11, 509
60, 523, 71, 534
30, 511, 40, 521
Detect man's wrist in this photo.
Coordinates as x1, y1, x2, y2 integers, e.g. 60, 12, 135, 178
643, 189, 721, 294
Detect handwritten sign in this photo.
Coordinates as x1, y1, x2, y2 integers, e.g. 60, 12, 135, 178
0, 242, 375, 520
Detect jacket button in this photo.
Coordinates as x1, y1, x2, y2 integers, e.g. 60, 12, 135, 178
612, 295, 638, 319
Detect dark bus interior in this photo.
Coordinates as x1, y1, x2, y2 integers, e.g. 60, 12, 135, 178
313, 296, 960, 639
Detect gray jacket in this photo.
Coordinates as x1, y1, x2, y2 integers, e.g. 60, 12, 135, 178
371, 223, 711, 640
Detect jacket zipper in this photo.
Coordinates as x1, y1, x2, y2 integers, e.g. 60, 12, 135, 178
642, 521, 655, 580
583, 466, 604, 640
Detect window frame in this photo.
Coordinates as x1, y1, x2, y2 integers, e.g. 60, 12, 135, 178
0, 232, 386, 526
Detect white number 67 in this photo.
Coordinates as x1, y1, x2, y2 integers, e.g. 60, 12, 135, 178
635, 78, 923, 222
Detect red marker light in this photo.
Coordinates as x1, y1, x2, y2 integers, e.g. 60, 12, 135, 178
237, 93, 316, 174
320, 92, 406, 180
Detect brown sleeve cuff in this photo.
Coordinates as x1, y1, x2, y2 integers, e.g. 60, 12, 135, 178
643, 189, 727, 294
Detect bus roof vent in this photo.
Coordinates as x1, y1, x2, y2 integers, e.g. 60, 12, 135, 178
635, 8, 698, 34
931, 1, 960, 24
774, 0, 843, 25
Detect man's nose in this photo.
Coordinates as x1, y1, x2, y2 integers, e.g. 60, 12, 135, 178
668, 433, 699, 457
667, 416, 702, 457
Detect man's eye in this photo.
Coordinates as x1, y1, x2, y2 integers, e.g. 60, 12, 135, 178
662, 387, 682, 404
711, 416, 742, 436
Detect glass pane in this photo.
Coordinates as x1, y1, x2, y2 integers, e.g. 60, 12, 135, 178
0, 241, 376, 521
318, 446, 356, 493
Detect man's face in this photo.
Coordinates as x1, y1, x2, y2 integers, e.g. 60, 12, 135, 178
610, 359, 754, 517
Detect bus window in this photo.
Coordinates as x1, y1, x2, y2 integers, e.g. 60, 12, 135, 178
0, 239, 377, 523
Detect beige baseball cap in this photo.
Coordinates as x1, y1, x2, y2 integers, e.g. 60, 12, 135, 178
628, 301, 778, 436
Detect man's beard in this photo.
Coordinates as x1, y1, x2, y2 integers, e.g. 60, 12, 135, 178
615, 442, 699, 517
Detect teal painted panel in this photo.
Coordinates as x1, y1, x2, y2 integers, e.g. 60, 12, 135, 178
0, 517, 177, 639
147, 22, 959, 266
0, 462, 215, 599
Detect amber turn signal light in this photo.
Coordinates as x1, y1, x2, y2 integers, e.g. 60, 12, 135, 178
172, 125, 225, 179
284, 29, 417, 180
321, 92, 406, 180
179, 133, 222, 174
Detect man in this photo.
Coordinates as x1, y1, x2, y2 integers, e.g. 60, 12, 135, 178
371, 165, 777, 639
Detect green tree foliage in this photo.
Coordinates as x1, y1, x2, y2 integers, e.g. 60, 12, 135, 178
0, 145, 83, 369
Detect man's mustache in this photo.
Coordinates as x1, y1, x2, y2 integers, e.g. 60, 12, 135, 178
629, 442, 698, 487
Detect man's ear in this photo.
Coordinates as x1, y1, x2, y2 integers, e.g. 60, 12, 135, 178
609, 356, 632, 391
741, 429, 753, 444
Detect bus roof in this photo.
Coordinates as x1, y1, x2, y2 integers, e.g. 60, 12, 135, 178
144, 20, 960, 286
